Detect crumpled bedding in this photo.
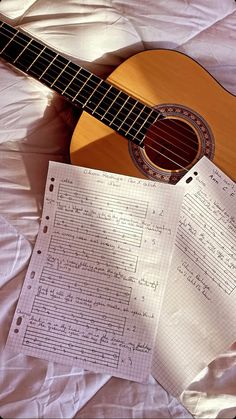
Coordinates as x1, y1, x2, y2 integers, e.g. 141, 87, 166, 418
0, 1, 236, 418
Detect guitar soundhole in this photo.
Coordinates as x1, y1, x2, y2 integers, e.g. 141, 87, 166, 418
144, 118, 199, 171
129, 104, 214, 183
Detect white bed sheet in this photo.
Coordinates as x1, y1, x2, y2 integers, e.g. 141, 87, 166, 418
0, 1, 236, 418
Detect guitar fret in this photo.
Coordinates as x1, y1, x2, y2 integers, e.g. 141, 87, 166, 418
62, 67, 82, 94
1, 34, 28, 66
108, 95, 130, 126
38, 53, 59, 80
83, 79, 103, 108
91, 85, 112, 113
125, 104, 145, 136
0, 30, 19, 54
28, 52, 70, 89
100, 90, 121, 121
116, 99, 138, 131
71, 73, 93, 103
140, 109, 161, 145
132, 108, 157, 145
27, 46, 46, 71
57, 65, 94, 104
13, 39, 33, 63
50, 61, 70, 87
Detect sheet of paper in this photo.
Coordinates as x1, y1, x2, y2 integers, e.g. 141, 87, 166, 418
6, 161, 184, 383
152, 156, 236, 396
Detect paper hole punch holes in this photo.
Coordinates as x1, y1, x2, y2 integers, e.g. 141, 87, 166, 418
30, 271, 35, 279
49, 177, 55, 191
16, 316, 22, 326
14, 316, 22, 333
186, 171, 198, 184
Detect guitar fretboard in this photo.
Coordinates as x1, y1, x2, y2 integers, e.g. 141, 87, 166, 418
0, 21, 161, 146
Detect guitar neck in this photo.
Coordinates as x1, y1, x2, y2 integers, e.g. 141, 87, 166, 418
0, 20, 161, 146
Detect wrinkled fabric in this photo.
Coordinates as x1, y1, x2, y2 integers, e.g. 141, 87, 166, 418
0, 1, 236, 418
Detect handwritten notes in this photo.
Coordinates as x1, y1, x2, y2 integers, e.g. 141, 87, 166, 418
152, 156, 236, 396
6, 162, 183, 382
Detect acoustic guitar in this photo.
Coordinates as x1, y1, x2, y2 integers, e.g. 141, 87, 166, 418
1, 20, 236, 184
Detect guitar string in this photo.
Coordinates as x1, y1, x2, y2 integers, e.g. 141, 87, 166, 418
0, 29, 196, 170
0, 27, 197, 146
0, 28, 199, 170
0, 26, 196, 141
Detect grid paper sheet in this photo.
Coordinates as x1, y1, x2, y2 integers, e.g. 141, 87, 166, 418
152, 156, 236, 396
6, 161, 184, 383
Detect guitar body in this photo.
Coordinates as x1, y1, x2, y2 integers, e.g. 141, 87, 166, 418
70, 49, 236, 182
1, 21, 235, 182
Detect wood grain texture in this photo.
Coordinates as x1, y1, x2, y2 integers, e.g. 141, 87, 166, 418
70, 49, 236, 181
